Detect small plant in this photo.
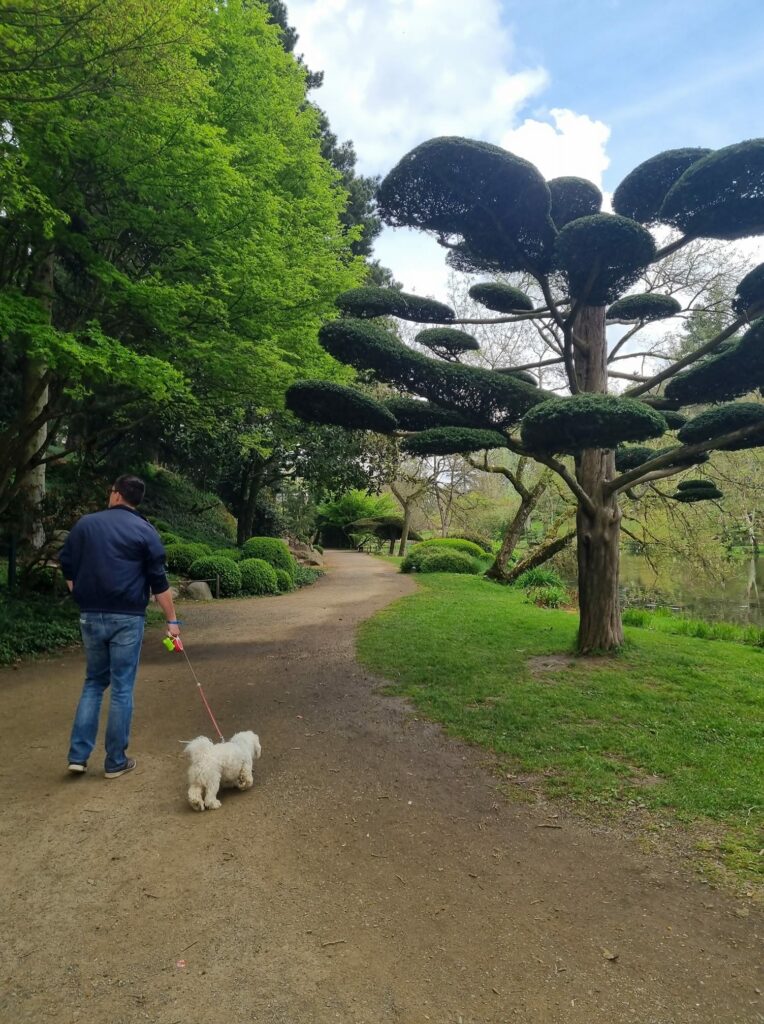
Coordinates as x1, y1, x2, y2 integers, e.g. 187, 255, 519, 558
274, 567, 295, 592
525, 584, 567, 608
418, 550, 481, 575
515, 567, 564, 590
188, 556, 242, 597
239, 558, 279, 595
241, 537, 297, 579
164, 542, 211, 574
0, 594, 80, 664
294, 565, 324, 587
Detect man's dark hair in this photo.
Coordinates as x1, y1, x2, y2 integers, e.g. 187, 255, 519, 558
113, 474, 146, 507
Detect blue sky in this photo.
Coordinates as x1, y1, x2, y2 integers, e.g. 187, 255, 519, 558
287, 0, 764, 294
506, 0, 764, 187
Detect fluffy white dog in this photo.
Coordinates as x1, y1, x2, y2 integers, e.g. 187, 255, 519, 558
184, 730, 261, 811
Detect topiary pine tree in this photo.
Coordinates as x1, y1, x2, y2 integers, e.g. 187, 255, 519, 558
286, 136, 764, 654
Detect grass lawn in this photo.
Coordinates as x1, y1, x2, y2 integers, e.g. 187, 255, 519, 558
357, 573, 763, 884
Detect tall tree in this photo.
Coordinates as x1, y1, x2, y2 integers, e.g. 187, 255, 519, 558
285, 137, 764, 653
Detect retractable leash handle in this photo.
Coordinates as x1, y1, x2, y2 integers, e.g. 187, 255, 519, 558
163, 629, 225, 742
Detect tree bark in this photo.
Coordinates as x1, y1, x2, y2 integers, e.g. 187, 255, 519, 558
504, 529, 576, 584
397, 504, 412, 556
236, 461, 266, 546
572, 305, 624, 653
486, 488, 542, 581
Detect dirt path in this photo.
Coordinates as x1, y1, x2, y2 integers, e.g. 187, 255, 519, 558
1, 552, 761, 1024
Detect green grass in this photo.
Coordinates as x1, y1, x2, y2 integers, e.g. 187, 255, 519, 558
623, 607, 764, 648
357, 574, 764, 882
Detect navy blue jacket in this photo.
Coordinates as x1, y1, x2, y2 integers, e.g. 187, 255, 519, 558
59, 507, 169, 616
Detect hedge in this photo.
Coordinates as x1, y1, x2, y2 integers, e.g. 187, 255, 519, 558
241, 537, 297, 578
188, 556, 242, 597
239, 558, 279, 596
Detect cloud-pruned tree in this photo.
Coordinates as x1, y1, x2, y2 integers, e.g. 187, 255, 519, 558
287, 135, 764, 653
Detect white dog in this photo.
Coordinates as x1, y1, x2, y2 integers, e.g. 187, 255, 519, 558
184, 731, 261, 811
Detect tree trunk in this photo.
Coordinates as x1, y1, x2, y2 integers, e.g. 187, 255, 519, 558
397, 504, 412, 556
18, 251, 55, 553
388, 537, 396, 555
486, 491, 540, 581
572, 305, 624, 653
236, 462, 266, 546
504, 529, 576, 584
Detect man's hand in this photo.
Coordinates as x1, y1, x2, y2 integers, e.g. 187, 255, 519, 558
167, 622, 181, 639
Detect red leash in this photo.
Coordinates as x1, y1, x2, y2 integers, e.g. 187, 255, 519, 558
171, 639, 225, 742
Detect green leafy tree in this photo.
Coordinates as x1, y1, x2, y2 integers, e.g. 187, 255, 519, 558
287, 137, 764, 653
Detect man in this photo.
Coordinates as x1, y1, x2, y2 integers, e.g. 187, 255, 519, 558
59, 474, 181, 778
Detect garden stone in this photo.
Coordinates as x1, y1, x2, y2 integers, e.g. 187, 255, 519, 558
184, 581, 213, 601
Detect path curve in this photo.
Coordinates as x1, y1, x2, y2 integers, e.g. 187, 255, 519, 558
0, 552, 760, 1024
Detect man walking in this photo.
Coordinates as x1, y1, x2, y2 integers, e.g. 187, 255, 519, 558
59, 474, 181, 778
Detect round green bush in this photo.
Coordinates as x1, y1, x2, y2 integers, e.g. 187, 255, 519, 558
401, 538, 487, 573
447, 532, 493, 553
606, 294, 681, 322
274, 568, 295, 592
241, 537, 297, 578
188, 556, 242, 597
211, 547, 243, 561
164, 542, 212, 574
548, 176, 602, 229
418, 550, 481, 575
612, 148, 711, 224
239, 558, 279, 596
159, 531, 181, 546
468, 281, 534, 313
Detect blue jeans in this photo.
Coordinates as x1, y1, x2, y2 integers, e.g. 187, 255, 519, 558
68, 612, 145, 772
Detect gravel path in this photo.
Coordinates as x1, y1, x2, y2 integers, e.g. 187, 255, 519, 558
0, 551, 760, 1024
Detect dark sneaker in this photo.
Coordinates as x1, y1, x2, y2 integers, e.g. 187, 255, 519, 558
104, 758, 137, 779
67, 763, 87, 775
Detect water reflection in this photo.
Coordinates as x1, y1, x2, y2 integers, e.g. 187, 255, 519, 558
618, 551, 763, 626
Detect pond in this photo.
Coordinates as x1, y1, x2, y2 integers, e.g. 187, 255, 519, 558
617, 551, 763, 627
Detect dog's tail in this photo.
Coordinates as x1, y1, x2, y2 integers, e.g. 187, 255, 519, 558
183, 735, 214, 760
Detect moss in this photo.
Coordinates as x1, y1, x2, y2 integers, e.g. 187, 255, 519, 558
521, 395, 667, 455
286, 380, 398, 434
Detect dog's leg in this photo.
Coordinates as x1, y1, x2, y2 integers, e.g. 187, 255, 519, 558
204, 772, 222, 809
237, 765, 254, 790
187, 783, 205, 812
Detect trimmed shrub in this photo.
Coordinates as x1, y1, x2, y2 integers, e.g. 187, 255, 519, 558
525, 584, 567, 608
447, 532, 493, 553
188, 556, 242, 597
240, 558, 279, 596
241, 537, 297, 578
418, 550, 481, 575
164, 542, 212, 574
274, 568, 295, 592
211, 547, 243, 561
401, 538, 487, 572
515, 567, 564, 589
159, 531, 181, 546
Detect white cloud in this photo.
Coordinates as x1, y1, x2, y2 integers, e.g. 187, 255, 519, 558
287, 0, 613, 295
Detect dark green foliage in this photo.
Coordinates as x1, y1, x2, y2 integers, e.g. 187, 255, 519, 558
415, 327, 480, 357
677, 402, 764, 450
274, 567, 296, 592
468, 282, 534, 313
351, 515, 419, 542
677, 479, 718, 491
212, 548, 243, 561
164, 542, 212, 574
377, 136, 556, 273
239, 558, 279, 595
521, 395, 667, 454
733, 263, 764, 316
336, 286, 455, 323
241, 537, 297, 578
188, 556, 242, 597
285, 380, 398, 434
665, 319, 764, 404
660, 140, 764, 240
554, 214, 657, 304
496, 368, 537, 385
674, 485, 723, 503
548, 176, 602, 228
0, 595, 81, 664
515, 566, 564, 589
401, 426, 508, 456
140, 468, 236, 545
401, 538, 486, 572
447, 532, 493, 553
383, 396, 472, 430
319, 318, 544, 428
607, 293, 682, 322
417, 550, 481, 575
662, 411, 688, 429
612, 148, 711, 224
615, 445, 656, 471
